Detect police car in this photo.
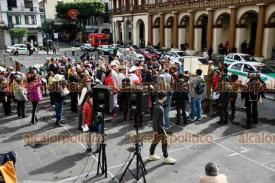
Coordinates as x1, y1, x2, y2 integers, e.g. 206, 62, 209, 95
224, 53, 258, 65
227, 61, 275, 90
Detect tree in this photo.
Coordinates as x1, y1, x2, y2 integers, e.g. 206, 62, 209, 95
9, 28, 28, 44
56, 0, 105, 42
42, 19, 55, 38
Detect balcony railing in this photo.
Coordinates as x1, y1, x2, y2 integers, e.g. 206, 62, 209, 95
112, 5, 146, 15
6, 6, 39, 13
146, 0, 272, 12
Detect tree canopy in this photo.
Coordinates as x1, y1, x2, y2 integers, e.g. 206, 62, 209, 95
56, 1, 105, 20
55, 0, 105, 42
9, 28, 28, 39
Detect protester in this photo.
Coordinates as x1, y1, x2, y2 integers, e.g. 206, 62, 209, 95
27, 73, 43, 124
174, 74, 189, 125
50, 74, 66, 127
0, 78, 11, 115
82, 90, 94, 153
14, 77, 28, 118
199, 162, 228, 183
230, 74, 239, 120
217, 68, 231, 125
241, 73, 263, 129
189, 69, 205, 121
68, 67, 80, 113
205, 60, 215, 100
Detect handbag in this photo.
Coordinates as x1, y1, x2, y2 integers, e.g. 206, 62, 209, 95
61, 87, 70, 96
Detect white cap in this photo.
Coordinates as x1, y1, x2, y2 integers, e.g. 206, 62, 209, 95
129, 66, 138, 73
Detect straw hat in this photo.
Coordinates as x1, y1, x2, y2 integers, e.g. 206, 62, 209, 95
52, 74, 65, 82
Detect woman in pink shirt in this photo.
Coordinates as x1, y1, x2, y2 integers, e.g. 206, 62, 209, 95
27, 74, 43, 124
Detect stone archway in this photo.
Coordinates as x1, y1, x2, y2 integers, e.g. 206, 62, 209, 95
125, 20, 132, 45
195, 14, 208, 51
136, 19, 145, 47
165, 16, 174, 48
237, 11, 258, 54
178, 15, 190, 49
213, 12, 230, 53
153, 17, 160, 46
114, 21, 122, 44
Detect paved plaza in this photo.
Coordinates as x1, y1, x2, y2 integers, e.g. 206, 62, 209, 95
1, 96, 275, 183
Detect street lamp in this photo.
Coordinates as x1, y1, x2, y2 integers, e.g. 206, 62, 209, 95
43, 0, 49, 54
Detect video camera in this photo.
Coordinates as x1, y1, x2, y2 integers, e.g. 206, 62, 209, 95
92, 85, 113, 113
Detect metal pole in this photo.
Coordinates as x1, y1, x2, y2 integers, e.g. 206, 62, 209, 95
43, 0, 48, 54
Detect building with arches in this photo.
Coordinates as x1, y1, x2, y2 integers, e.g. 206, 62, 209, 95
112, 0, 275, 59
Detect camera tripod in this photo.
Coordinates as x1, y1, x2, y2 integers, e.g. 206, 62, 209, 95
96, 104, 107, 178
119, 106, 147, 183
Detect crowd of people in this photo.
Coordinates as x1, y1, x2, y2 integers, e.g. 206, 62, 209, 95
0, 48, 266, 169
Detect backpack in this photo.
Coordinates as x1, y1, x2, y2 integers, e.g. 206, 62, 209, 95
195, 79, 205, 95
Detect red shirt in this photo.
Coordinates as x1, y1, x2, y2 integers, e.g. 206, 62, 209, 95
104, 76, 116, 91
213, 74, 220, 91
83, 99, 93, 126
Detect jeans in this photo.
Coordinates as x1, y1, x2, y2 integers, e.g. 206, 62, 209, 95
190, 96, 202, 120
54, 100, 63, 125
149, 131, 168, 158
17, 101, 25, 118
163, 95, 172, 128
31, 102, 39, 124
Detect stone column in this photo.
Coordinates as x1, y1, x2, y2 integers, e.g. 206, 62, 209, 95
148, 14, 153, 46
188, 11, 194, 50
229, 6, 237, 49
118, 0, 121, 8
172, 11, 178, 48
159, 13, 165, 48
207, 9, 214, 49
255, 3, 266, 57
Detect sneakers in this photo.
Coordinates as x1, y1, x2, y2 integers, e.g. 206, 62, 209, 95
148, 154, 161, 161
164, 157, 177, 164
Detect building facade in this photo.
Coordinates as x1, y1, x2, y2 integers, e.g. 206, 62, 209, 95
112, 0, 275, 59
0, 0, 43, 49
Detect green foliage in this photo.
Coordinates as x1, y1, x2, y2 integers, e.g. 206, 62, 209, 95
9, 28, 28, 39
56, 1, 105, 20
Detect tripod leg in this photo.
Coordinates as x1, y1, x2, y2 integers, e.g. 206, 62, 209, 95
103, 145, 107, 178
119, 154, 136, 182
97, 145, 102, 175
136, 153, 139, 181
138, 153, 147, 174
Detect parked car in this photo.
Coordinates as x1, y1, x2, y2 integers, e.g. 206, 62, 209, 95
224, 53, 258, 65
7, 44, 35, 55
110, 44, 121, 49
165, 50, 190, 65
137, 49, 160, 61
80, 44, 95, 52
116, 48, 144, 61
97, 45, 114, 54
228, 61, 275, 90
